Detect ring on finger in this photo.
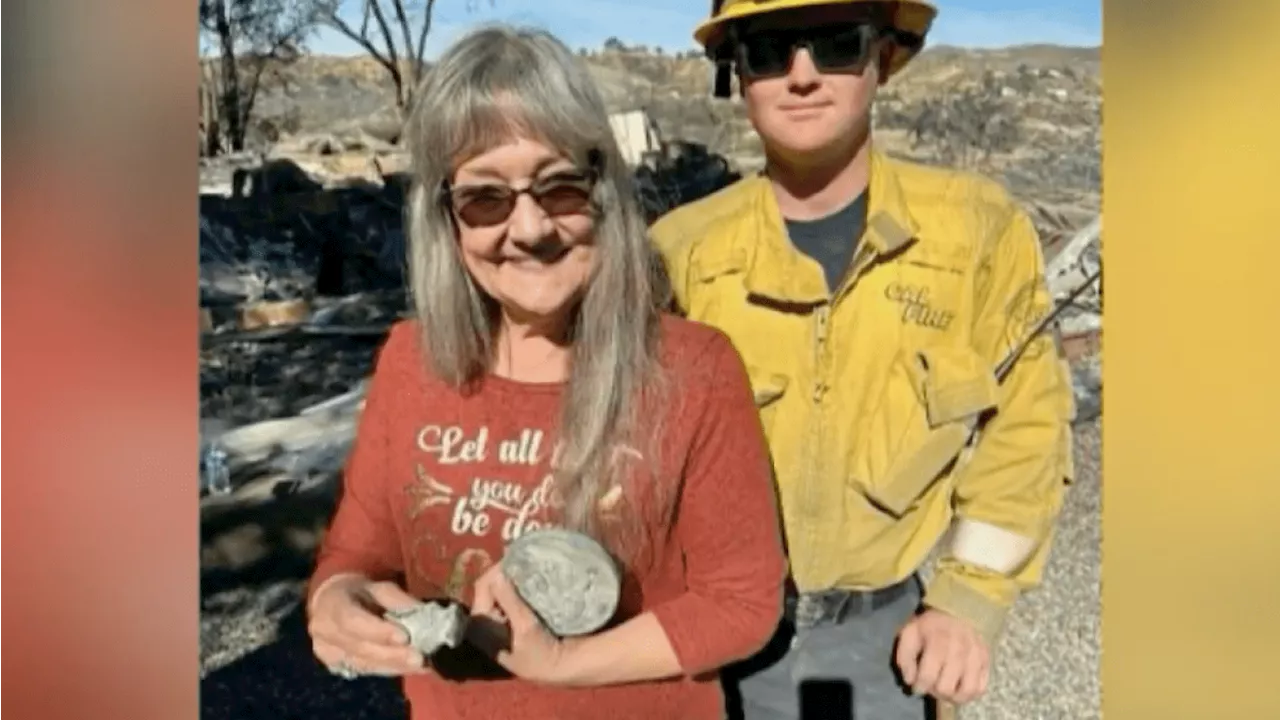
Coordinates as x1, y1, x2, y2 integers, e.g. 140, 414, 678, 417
331, 659, 360, 680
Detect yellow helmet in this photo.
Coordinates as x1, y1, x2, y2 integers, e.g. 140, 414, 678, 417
696, 0, 938, 94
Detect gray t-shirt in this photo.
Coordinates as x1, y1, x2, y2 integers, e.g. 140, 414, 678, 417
784, 192, 869, 294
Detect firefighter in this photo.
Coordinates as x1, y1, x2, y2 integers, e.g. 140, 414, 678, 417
649, 1, 1077, 717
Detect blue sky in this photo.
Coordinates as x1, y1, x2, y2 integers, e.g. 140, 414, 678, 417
309, 0, 1100, 57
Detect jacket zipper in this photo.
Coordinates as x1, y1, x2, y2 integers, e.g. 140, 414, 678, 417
801, 302, 830, 584
800, 245, 877, 585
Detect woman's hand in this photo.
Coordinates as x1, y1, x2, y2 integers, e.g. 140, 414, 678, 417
307, 575, 430, 677
468, 564, 573, 684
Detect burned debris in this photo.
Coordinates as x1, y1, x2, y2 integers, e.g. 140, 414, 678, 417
199, 63, 1102, 513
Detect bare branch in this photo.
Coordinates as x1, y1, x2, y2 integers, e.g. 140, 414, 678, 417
359, 0, 372, 38
239, 28, 306, 131
198, 0, 325, 154
366, 0, 402, 75
413, 0, 438, 80
315, 0, 456, 110
322, 7, 392, 68
391, 0, 417, 75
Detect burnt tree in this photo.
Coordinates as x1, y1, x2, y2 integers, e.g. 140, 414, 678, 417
199, 0, 322, 155
315, 0, 493, 114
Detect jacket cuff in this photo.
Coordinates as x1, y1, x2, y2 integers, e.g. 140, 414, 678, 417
922, 566, 1018, 650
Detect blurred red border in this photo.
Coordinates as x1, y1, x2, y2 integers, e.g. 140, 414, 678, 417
2, 0, 200, 716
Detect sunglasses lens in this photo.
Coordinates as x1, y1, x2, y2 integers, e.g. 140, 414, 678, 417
809, 26, 873, 70
454, 188, 516, 227
741, 33, 795, 77
449, 176, 594, 228
739, 24, 875, 78
535, 180, 594, 217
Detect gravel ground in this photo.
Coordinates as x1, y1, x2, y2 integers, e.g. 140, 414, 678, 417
962, 418, 1102, 720
200, 419, 1101, 720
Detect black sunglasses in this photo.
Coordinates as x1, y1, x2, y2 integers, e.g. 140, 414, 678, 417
440, 170, 597, 228
735, 23, 882, 80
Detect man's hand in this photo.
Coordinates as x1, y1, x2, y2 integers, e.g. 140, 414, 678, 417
894, 608, 991, 705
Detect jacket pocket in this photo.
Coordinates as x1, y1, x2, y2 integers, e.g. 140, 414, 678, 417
858, 344, 999, 518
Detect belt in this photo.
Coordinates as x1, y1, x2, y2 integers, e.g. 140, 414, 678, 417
783, 579, 913, 631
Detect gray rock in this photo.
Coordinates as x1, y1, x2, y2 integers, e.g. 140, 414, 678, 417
501, 528, 621, 637
384, 602, 469, 656
1071, 356, 1102, 424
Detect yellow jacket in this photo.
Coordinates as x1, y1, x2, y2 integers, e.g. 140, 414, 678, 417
650, 148, 1076, 646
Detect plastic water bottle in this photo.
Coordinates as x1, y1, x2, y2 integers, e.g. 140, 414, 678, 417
204, 443, 231, 495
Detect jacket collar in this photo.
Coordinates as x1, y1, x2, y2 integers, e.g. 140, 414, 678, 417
699, 147, 921, 305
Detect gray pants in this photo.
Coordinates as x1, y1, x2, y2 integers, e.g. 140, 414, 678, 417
722, 576, 934, 720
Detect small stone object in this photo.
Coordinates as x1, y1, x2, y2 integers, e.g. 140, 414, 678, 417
384, 601, 469, 656
501, 528, 621, 637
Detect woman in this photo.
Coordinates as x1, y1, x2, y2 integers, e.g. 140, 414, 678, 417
304, 24, 787, 720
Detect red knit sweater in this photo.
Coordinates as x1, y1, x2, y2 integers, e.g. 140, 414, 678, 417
308, 315, 787, 720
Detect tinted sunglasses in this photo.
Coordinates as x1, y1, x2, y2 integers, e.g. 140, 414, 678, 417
735, 23, 882, 79
440, 170, 597, 228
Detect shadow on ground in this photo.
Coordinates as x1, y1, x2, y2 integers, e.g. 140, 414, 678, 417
202, 483, 408, 719
202, 602, 407, 720
201, 484, 340, 596
202, 607, 877, 720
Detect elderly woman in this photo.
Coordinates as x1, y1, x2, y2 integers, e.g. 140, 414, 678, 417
304, 24, 787, 720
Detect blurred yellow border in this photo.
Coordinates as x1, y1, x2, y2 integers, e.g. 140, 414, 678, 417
1104, 0, 1280, 716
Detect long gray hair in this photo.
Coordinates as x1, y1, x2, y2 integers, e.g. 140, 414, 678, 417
403, 24, 669, 545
